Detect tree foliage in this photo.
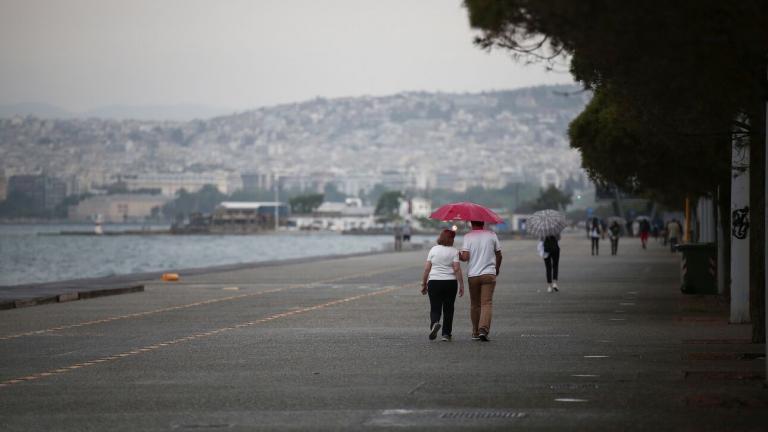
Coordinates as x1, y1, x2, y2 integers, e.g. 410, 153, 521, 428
517, 185, 572, 213
465, 0, 767, 198
375, 191, 403, 217
568, 86, 730, 204
289, 194, 324, 214
162, 184, 227, 218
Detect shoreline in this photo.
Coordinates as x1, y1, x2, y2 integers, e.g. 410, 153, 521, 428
0, 242, 428, 291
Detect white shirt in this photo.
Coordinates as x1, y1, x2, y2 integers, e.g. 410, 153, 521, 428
461, 229, 501, 277
590, 226, 601, 238
426, 245, 459, 280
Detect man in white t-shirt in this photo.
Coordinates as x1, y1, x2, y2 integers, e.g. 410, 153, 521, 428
459, 220, 502, 341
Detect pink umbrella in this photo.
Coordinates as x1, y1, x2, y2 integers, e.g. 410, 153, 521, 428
429, 202, 504, 224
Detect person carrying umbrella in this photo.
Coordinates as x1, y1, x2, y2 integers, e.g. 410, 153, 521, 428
429, 202, 503, 342
528, 209, 566, 293
459, 220, 502, 342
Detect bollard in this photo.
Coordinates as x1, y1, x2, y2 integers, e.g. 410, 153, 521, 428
161, 273, 180, 282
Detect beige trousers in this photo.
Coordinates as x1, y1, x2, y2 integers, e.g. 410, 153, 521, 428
468, 274, 496, 335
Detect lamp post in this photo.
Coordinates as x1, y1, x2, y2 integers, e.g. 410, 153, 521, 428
273, 173, 279, 231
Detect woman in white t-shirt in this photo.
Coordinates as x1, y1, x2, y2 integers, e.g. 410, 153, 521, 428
420, 229, 465, 341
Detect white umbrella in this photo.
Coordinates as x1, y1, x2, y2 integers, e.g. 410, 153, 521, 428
527, 209, 567, 237
607, 216, 626, 225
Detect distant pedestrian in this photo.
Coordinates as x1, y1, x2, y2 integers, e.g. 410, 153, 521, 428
460, 220, 502, 342
608, 221, 621, 255
589, 217, 602, 256
667, 219, 681, 252
393, 223, 403, 251
537, 234, 560, 292
421, 229, 464, 341
639, 219, 650, 249
403, 220, 412, 242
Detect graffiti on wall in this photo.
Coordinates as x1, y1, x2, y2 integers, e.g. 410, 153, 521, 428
731, 206, 750, 239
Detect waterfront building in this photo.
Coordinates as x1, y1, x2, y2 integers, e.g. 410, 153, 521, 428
8, 174, 67, 211
289, 198, 376, 231
210, 201, 289, 233
68, 194, 170, 223
399, 197, 432, 219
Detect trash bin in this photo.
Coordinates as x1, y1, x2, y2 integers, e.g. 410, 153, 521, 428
676, 243, 717, 294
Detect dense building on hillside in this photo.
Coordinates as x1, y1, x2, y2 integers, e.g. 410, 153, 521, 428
119, 172, 231, 197
241, 172, 276, 191
0, 86, 591, 202
8, 174, 67, 211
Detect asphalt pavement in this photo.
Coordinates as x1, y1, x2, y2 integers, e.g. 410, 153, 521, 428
0, 233, 765, 431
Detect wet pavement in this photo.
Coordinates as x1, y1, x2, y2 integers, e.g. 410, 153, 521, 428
0, 234, 765, 430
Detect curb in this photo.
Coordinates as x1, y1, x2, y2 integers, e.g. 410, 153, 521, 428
1, 285, 144, 311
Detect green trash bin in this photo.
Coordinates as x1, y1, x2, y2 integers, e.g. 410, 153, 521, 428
676, 243, 717, 294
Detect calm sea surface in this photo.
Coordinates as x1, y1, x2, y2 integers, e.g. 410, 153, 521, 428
0, 224, 432, 286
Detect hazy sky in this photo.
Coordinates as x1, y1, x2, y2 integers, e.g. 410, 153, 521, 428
0, 0, 574, 112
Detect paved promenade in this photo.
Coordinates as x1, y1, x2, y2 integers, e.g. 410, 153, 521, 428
0, 234, 765, 430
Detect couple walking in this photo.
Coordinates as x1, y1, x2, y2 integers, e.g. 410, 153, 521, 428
420, 221, 502, 342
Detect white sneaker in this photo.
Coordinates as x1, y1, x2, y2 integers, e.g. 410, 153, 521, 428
429, 323, 441, 340
547, 285, 553, 293
552, 281, 559, 292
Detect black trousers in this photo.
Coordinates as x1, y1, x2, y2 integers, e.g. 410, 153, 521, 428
427, 280, 458, 336
591, 238, 599, 255
544, 248, 560, 283
610, 237, 619, 255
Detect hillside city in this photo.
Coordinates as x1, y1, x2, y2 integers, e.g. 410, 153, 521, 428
0, 85, 592, 222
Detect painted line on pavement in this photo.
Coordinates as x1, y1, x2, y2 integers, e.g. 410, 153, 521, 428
0, 265, 416, 341
0, 283, 408, 389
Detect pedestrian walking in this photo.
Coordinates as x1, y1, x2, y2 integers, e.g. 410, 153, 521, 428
402, 220, 412, 243
537, 234, 560, 292
667, 219, 681, 252
420, 229, 464, 341
459, 220, 502, 342
639, 218, 650, 249
608, 220, 621, 255
393, 222, 403, 251
589, 217, 602, 256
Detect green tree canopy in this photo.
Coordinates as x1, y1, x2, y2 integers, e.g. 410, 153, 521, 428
465, 0, 766, 198
375, 191, 403, 217
162, 184, 226, 218
289, 194, 324, 214
517, 185, 572, 212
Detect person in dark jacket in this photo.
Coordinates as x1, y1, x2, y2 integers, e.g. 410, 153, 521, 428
589, 217, 602, 256
608, 221, 621, 255
537, 234, 561, 292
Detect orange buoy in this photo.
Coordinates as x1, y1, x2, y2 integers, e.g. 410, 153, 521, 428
161, 273, 180, 281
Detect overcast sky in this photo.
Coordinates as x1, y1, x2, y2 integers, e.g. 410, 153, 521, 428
0, 0, 574, 112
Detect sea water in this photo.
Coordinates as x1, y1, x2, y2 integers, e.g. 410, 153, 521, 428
0, 224, 430, 286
